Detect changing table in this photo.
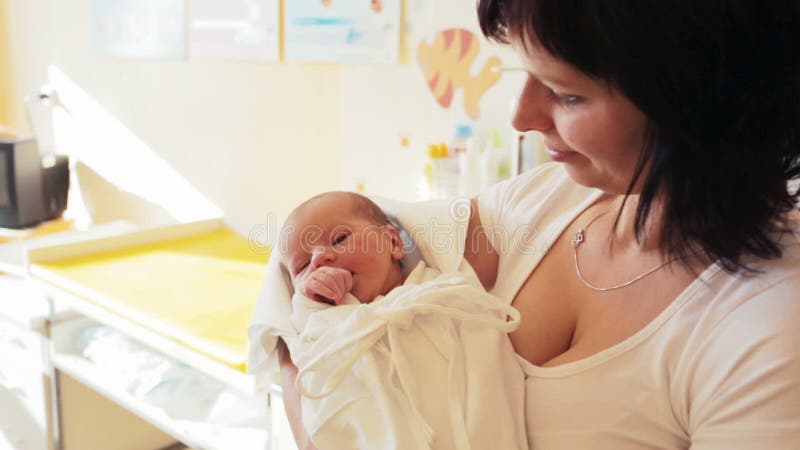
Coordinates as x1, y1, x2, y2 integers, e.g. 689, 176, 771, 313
26, 219, 294, 450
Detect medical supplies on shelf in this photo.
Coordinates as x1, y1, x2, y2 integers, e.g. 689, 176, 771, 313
420, 126, 513, 200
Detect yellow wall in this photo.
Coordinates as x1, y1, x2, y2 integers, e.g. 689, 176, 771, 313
0, 0, 17, 128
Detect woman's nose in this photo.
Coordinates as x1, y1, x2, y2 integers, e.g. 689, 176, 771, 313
511, 77, 554, 133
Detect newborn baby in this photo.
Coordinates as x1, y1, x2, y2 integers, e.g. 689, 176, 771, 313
283, 191, 407, 330
281, 191, 528, 450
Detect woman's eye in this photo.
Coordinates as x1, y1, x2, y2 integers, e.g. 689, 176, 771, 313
547, 88, 583, 107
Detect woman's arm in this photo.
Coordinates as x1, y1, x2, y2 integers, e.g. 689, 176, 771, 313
277, 338, 319, 450
465, 197, 500, 290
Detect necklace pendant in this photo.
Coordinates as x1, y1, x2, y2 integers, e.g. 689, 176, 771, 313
572, 230, 584, 247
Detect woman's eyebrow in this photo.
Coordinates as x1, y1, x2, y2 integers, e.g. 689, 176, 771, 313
494, 65, 579, 90
492, 65, 526, 72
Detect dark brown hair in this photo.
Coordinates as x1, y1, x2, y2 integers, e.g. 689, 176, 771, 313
479, 0, 800, 273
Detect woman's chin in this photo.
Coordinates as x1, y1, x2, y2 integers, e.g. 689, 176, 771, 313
563, 166, 624, 194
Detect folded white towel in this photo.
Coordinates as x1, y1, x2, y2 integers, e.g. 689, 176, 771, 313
246, 196, 472, 376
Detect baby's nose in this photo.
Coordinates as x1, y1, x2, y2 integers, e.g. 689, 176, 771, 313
310, 247, 336, 269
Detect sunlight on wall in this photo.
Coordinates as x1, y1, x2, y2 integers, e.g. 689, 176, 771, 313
0, 0, 18, 129
48, 65, 222, 226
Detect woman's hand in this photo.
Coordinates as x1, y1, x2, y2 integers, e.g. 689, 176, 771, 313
295, 266, 353, 305
277, 338, 319, 450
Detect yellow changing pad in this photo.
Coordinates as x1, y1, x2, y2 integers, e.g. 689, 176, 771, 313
35, 228, 269, 372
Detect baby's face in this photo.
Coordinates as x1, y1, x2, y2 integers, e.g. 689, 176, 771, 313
282, 194, 403, 302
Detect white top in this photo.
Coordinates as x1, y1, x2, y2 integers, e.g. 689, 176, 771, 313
289, 261, 528, 450
478, 163, 800, 450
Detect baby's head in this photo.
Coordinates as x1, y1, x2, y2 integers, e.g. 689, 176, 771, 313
282, 191, 405, 303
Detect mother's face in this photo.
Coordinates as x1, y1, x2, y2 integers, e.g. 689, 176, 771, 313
511, 38, 648, 194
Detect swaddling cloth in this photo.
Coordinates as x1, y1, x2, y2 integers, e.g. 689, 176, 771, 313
288, 262, 529, 450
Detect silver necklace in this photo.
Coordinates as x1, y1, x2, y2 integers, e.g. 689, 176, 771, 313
571, 202, 673, 292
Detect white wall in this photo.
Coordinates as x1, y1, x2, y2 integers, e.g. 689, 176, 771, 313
6, 0, 342, 238
339, 0, 525, 200
4, 0, 54, 133
5, 0, 526, 233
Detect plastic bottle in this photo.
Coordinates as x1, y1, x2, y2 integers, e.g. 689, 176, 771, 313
451, 124, 474, 154
458, 138, 481, 197
423, 142, 459, 198
480, 129, 509, 189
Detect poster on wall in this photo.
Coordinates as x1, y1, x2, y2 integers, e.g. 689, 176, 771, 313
189, 0, 280, 62
417, 28, 502, 119
284, 0, 401, 64
91, 0, 186, 60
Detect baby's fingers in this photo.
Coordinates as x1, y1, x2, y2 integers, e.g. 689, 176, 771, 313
341, 271, 353, 294
315, 267, 351, 298
306, 277, 339, 304
320, 266, 352, 296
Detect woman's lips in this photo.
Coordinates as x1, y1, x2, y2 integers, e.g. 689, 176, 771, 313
546, 147, 577, 162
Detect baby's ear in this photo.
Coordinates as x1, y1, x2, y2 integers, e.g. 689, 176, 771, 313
385, 225, 405, 261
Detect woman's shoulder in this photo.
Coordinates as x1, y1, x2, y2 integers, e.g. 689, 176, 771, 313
493, 162, 577, 200
678, 233, 800, 368
673, 245, 800, 438
693, 229, 800, 321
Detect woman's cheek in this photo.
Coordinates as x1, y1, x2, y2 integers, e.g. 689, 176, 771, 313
556, 115, 590, 149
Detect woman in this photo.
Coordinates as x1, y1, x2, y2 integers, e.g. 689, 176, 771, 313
279, 1, 799, 448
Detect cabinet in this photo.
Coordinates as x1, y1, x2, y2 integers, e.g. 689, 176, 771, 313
48, 315, 273, 450
0, 275, 55, 450
4, 219, 298, 450
0, 313, 48, 450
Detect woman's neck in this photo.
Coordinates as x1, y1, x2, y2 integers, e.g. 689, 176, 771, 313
602, 194, 665, 255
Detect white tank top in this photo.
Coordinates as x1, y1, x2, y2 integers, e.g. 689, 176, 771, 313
478, 163, 800, 449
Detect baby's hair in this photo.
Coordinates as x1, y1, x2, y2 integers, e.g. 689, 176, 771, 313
287, 191, 390, 227
349, 193, 391, 227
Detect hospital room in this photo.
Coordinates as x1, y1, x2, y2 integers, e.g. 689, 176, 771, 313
1, 1, 797, 450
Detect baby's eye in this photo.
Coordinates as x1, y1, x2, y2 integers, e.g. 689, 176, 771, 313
332, 233, 350, 246
295, 261, 309, 275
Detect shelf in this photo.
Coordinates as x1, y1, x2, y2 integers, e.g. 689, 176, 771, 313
51, 317, 272, 450
38, 279, 268, 394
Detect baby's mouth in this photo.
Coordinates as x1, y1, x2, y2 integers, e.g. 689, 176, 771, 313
313, 294, 336, 305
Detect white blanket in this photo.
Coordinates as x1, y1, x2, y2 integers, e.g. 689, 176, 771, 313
247, 196, 471, 375
290, 261, 528, 450
246, 196, 528, 449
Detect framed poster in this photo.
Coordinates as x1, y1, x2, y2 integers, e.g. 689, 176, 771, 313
189, 0, 280, 62
92, 0, 186, 60
285, 0, 401, 64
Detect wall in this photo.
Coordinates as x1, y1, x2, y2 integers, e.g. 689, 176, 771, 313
339, 0, 525, 200
4, 0, 527, 232
4, 0, 55, 132
5, 0, 342, 238
0, 0, 20, 128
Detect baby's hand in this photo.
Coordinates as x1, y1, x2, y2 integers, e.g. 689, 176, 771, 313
295, 266, 353, 306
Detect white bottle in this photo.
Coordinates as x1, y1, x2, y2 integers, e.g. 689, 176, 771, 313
458, 138, 481, 197
480, 129, 506, 190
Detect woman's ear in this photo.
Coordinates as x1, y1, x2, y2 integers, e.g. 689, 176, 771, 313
385, 225, 405, 261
